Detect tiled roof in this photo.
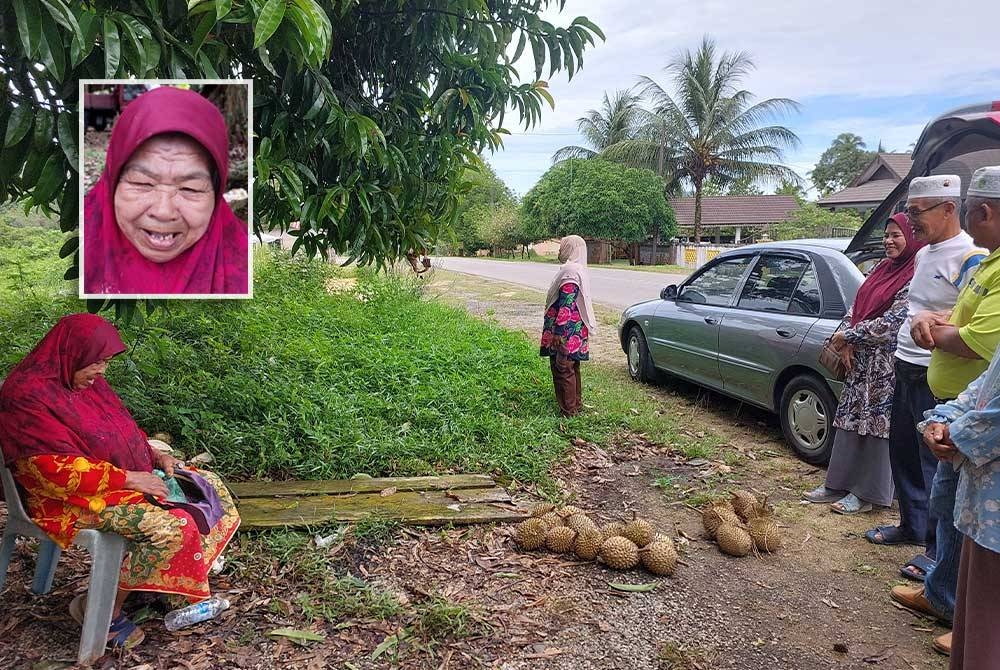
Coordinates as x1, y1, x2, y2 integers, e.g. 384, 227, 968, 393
816, 179, 899, 206
668, 195, 800, 228
879, 153, 914, 179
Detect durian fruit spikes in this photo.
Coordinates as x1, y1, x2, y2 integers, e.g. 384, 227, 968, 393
599, 536, 640, 570
702, 505, 743, 539
716, 522, 753, 557
545, 526, 577, 553
556, 505, 585, 519
514, 518, 547, 550
600, 521, 627, 541
622, 512, 655, 548
574, 528, 603, 561
730, 490, 759, 522
748, 515, 782, 553
745, 495, 775, 522
538, 511, 563, 530
639, 538, 678, 576
529, 503, 557, 518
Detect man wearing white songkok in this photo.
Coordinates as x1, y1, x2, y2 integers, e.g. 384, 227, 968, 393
916, 166, 1000, 668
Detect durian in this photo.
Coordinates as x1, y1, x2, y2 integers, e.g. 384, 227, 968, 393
716, 522, 753, 557
556, 505, 585, 519
600, 521, 627, 541
639, 539, 678, 576
731, 490, 758, 521
545, 526, 577, 553
574, 528, 603, 561
702, 506, 743, 539
514, 518, 547, 550
565, 513, 598, 533
530, 503, 557, 517
538, 512, 563, 530
599, 536, 640, 570
623, 514, 654, 547
748, 515, 782, 553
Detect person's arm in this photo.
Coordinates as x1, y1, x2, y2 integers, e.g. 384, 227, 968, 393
911, 310, 953, 350
947, 370, 1000, 467
931, 285, 1000, 360
17, 454, 128, 498
928, 325, 980, 358
841, 286, 910, 346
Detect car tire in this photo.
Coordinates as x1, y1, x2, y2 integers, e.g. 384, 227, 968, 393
779, 374, 836, 465
626, 326, 658, 384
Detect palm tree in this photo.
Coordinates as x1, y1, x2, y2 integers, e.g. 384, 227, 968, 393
552, 89, 643, 162
602, 38, 801, 242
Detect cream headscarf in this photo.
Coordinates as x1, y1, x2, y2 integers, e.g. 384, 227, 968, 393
545, 235, 597, 334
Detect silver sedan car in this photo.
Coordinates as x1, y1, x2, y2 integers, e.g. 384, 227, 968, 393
619, 239, 864, 465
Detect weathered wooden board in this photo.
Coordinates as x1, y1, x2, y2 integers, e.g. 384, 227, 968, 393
237, 488, 527, 528
230, 474, 494, 498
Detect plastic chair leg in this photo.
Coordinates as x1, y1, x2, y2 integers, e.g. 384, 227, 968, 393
31, 539, 62, 595
0, 530, 16, 592
77, 534, 126, 665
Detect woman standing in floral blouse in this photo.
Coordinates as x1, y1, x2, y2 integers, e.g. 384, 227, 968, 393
804, 214, 923, 514
540, 235, 597, 417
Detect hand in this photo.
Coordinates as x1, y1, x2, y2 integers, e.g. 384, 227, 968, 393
922, 422, 958, 461
153, 450, 184, 478
911, 311, 952, 350
125, 471, 169, 498
829, 331, 846, 349
839, 343, 855, 373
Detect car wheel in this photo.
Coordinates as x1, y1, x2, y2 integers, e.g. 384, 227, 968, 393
779, 374, 836, 465
626, 326, 658, 383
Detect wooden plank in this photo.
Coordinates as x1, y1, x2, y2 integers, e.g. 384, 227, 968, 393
236, 487, 528, 528
229, 474, 496, 499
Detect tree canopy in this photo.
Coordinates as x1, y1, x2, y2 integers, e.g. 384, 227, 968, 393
600, 37, 800, 242
809, 133, 877, 195
552, 88, 643, 162
0, 0, 604, 314
521, 158, 674, 243
450, 161, 516, 254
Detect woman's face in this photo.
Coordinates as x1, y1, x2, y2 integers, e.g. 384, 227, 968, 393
113, 134, 217, 263
72, 358, 110, 390
883, 222, 907, 259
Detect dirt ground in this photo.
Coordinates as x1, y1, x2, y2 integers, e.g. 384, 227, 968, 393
0, 269, 949, 669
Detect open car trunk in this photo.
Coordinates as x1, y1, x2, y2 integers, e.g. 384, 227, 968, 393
847, 105, 1000, 254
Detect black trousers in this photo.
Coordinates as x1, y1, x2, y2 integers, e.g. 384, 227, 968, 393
887, 358, 940, 553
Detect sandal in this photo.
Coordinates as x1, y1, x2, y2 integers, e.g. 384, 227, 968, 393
865, 524, 922, 546
900, 554, 936, 582
802, 485, 846, 503
69, 594, 145, 650
830, 493, 873, 515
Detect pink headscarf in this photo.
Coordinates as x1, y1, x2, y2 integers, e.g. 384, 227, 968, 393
83, 86, 248, 295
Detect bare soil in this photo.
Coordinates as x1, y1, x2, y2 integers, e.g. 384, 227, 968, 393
0, 269, 949, 669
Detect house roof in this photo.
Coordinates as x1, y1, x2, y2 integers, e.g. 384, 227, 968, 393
816, 179, 900, 206
669, 195, 800, 228
848, 152, 913, 187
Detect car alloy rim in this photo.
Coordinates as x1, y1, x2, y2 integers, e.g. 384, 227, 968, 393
628, 336, 643, 375
788, 389, 828, 451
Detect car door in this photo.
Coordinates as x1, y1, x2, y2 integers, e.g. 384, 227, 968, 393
649, 254, 755, 388
718, 254, 821, 407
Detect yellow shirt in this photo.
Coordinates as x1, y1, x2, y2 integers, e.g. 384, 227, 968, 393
929, 249, 1000, 399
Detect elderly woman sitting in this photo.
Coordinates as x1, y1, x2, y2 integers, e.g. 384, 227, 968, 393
0, 314, 240, 650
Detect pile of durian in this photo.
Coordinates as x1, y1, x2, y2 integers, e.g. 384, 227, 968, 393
701, 490, 781, 557
512, 504, 678, 576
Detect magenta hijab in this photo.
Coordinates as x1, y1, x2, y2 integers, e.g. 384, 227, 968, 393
83, 86, 248, 295
850, 212, 924, 326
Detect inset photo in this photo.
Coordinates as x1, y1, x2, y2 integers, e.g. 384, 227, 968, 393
80, 80, 252, 298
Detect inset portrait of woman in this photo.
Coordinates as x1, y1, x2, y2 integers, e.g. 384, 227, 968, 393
82, 84, 250, 297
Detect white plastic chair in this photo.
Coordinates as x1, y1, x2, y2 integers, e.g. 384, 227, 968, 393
0, 464, 128, 664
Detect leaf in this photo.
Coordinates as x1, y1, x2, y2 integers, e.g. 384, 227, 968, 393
39, 0, 84, 46
13, 0, 42, 58
38, 13, 66, 82
58, 235, 79, 259
32, 153, 66, 205
57, 113, 78, 169
4, 105, 33, 148
192, 11, 215, 53
370, 631, 406, 660
103, 17, 121, 77
253, 0, 286, 48
536, 87, 555, 111
608, 582, 657, 592
267, 628, 325, 642
70, 10, 100, 66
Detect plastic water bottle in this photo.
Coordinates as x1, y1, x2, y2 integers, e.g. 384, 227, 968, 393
163, 596, 230, 631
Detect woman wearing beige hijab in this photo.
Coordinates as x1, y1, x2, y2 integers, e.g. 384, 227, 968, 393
540, 235, 597, 416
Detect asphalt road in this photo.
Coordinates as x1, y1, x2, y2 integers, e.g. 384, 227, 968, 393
433, 257, 690, 310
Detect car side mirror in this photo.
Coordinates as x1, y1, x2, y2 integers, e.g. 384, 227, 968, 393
661, 285, 678, 300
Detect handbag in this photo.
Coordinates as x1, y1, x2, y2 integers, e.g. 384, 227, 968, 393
819, 338, 847, 381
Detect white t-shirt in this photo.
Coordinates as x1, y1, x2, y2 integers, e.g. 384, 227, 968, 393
896, 231, 987, 367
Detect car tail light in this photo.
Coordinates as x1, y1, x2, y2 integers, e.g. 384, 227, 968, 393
993, 101, 1000, 111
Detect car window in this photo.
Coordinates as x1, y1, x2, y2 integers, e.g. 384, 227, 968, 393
678, 256, 753, 307
789, 264, 822, 315
737, 255, 809, 312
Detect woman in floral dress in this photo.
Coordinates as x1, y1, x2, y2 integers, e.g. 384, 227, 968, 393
540, 235, 597, 417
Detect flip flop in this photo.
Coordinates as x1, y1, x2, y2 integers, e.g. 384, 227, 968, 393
830, 493, 873, 515
900, 554, 936, 582
802, 485, 846, 503
107, 613, 144, 650
865, 525, 922, 546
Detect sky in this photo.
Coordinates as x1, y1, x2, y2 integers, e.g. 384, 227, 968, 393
489, 0, 1000, 197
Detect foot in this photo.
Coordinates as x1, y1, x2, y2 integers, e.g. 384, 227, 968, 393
899, 554, 935, 582
865, 525, 922, 546
830, 493, 873, 515
890, 584, 949, 622
802, 485, 845, 503
107, 613, 145, 650
932, 631, 951, 656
